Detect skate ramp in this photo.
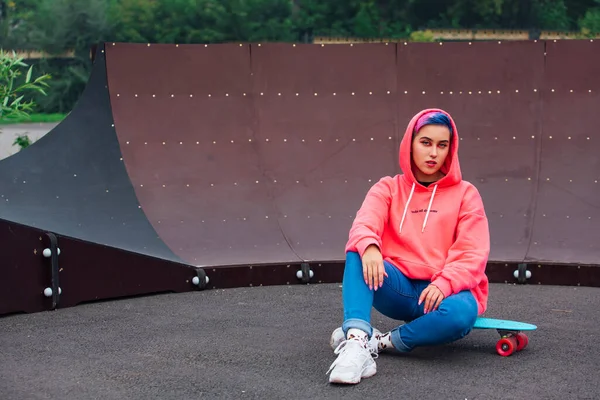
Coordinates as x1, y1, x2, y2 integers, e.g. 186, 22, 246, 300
1, 40, 599, 316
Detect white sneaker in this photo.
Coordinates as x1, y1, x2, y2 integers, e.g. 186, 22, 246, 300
329, 327, 382, 354
326, 337, 377, 384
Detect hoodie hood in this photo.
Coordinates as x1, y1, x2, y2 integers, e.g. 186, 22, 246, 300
399, 108, 462, 189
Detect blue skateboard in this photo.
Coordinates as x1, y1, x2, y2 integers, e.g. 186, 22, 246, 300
474, 317, 537, 356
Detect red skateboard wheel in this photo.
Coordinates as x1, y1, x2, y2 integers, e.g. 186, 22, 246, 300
516, 332, 529, 351
496, 336, 518, 356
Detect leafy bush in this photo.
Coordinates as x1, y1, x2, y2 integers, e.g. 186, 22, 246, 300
0, 49, 51, 122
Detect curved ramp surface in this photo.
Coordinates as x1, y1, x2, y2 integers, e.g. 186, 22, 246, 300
0, 46, 181, 263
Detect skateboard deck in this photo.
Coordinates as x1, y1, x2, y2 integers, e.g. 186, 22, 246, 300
474, 317, 537, 356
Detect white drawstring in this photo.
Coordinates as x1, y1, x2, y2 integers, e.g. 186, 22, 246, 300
398, 182, 438, 234
398, 182, 415, 233
422, 184, 437, 232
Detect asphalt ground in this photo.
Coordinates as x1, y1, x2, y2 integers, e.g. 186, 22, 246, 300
1, 282, 598, 400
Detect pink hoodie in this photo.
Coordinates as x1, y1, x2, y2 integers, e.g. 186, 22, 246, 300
345, 108, 490, 315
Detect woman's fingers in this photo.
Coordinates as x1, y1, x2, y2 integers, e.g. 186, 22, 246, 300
366, 261, 371, 289
377, 261, 384, 289
433, 292, 444, 310
362, 259, 386, 290
422, 288, 444, 313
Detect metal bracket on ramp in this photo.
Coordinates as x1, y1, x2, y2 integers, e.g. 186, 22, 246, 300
42, 232, 61, 309
513, 263, 531, 284
192, 268, 209, 290
297, 263, 314, 284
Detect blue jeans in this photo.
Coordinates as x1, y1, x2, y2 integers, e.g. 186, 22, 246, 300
342, 251, 478, 352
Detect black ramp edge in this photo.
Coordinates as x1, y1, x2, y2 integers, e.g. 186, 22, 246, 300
0, 43, 182, 263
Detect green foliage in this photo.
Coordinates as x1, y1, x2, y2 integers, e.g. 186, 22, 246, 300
354, 1, 383, 38
13, 134, 31, 149
0, 49, 50, 121
533, 0, 571, 30
3, 0, 600, 117
409, 30, 436, 42
22, 0, 112, 114
580, 5, 600, 35
110, 0, 296, 43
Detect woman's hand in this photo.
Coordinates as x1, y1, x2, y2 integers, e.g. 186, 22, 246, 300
418, 284, 445, 314
362, 245, 388, 291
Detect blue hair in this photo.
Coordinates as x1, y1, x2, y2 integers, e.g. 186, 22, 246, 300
414, 112, 453, 137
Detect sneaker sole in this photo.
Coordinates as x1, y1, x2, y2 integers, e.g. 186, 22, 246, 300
328, 363, 377, 384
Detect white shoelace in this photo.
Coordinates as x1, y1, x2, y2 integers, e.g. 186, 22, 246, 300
326, 338, 378, 375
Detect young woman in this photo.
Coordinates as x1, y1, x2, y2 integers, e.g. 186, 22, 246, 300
327, 109, 490, 384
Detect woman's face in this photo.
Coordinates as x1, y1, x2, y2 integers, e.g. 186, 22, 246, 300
411, 124, 451, 182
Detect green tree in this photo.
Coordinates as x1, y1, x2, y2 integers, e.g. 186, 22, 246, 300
580, 0, 600, 35
0, 0, 42, 48
532, 0, 571, 30
354, 1, 384, 38
25, 0, 113, 113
